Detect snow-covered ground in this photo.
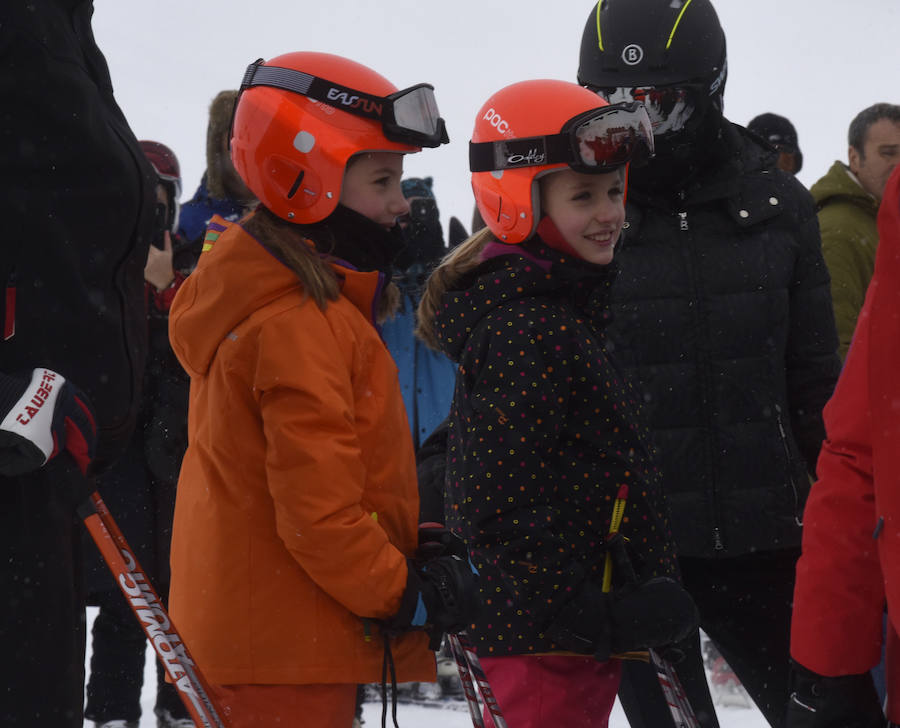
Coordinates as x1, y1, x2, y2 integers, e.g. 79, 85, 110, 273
83, 607, 768, 728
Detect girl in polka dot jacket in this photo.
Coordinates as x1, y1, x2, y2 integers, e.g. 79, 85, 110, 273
417, 80, 698, 727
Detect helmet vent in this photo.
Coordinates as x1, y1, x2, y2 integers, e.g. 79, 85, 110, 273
286, 170, 305, 199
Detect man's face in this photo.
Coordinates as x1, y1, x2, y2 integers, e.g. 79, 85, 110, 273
848, 118, 900, 200
776, 150, 800, 175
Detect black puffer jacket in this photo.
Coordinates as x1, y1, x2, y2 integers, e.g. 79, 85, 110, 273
434, 240, 679, 657
606, 121, 841, 558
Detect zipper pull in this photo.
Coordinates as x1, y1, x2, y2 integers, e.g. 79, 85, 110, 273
678, 211, 689, 231
4, 271, 17, 341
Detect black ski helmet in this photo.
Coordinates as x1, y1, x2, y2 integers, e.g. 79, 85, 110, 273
577, 0, 727, 103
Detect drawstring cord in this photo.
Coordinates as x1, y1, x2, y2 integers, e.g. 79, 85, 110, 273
380, 631, 400, 728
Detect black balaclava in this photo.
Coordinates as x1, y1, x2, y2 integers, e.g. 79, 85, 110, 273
301, 203, 405, 275
629, 94, 725, 195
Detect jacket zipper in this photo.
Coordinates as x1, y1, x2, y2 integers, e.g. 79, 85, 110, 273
775, 404, 803, 526
4, 269, 17, 341
678, 204, 724, 552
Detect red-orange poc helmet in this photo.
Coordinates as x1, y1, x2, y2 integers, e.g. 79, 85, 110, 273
470, 79, 653, 243
231, 52, 448, 224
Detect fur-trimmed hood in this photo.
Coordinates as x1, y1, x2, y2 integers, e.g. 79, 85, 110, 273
205, 89, 239, 200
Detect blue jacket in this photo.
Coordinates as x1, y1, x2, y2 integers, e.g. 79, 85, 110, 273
382, 274, 456, 449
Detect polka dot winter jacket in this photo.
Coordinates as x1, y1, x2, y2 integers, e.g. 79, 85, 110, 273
433, 239, 679, 657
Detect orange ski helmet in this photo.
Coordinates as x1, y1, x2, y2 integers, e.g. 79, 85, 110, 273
231, 52, 448, 223
469, 79, 653, 243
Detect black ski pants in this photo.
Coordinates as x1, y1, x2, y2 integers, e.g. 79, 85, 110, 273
617, 548, 799, 728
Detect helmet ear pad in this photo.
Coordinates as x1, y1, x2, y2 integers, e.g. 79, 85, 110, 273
473, 165, 569, 244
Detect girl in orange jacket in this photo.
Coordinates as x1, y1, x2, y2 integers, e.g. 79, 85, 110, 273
167, 52, 475, 728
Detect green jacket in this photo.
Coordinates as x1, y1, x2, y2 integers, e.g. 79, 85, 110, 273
811, 161, 880, 359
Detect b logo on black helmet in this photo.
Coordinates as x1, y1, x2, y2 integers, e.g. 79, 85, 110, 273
621, 44, 644, 66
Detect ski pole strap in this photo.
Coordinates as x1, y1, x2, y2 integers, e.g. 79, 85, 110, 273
79, 492, 230, 728
602, 484, 629, 593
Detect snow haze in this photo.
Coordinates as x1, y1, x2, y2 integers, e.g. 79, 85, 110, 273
92, 0, 900, 238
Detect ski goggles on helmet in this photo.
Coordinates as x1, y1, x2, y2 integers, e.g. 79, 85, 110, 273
594, 86, 699, 138
469, 101, 654, 174
239, 59, 449, 148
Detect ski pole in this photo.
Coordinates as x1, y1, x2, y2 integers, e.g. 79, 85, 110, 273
601, 485, 700, 728
447, 633, 508, 728
78, 491, 230, 728
650, 648, 700, 728
445, 634, 485, 728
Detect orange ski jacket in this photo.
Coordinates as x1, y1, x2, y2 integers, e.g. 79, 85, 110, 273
167, 215, 434, 685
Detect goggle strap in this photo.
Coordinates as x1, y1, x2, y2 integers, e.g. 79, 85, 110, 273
469, 133, 571, 173
240, 62, 387, 124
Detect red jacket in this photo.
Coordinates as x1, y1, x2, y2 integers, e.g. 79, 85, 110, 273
167, 215, 433, 685
791, 166, 900, 721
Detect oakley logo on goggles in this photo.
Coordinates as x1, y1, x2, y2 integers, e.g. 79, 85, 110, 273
239, 59, 449, 148
469, 102, 654, 174
596, 87, 697, 137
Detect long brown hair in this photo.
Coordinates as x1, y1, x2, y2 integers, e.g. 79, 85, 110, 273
415, 227, 494, 349
243, 206, 400, 323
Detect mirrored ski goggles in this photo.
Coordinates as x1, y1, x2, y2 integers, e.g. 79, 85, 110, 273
239, 59, 449, 148
593, 86, 698, 137
469, 102, 654, 174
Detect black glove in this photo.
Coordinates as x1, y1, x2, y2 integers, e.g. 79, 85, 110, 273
0, 368, 97, 477
784, 660, 884, 728
387, 555, 479, 649
546, 575, 698, 662
414, 521, 469, 564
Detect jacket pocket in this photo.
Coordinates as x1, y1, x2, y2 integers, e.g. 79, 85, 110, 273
774, 404, 805, 526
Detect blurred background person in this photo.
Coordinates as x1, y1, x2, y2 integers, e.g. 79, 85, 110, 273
83, 140, 197, 728
747, 112, 804, 175
384, 176, 457, 453
380, 177, 460, 708
177, 90, 257, 250
812, 102, 900, 359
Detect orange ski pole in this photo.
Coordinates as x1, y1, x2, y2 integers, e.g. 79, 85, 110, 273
78, 491, 229, 728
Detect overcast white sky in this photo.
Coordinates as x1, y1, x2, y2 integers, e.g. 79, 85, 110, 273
93, 0, 899, 236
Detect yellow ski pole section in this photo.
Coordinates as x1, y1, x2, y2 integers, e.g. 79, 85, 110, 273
602, 483, 629, 594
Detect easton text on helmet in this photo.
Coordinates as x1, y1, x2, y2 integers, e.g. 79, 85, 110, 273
326, 88, 383, 115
